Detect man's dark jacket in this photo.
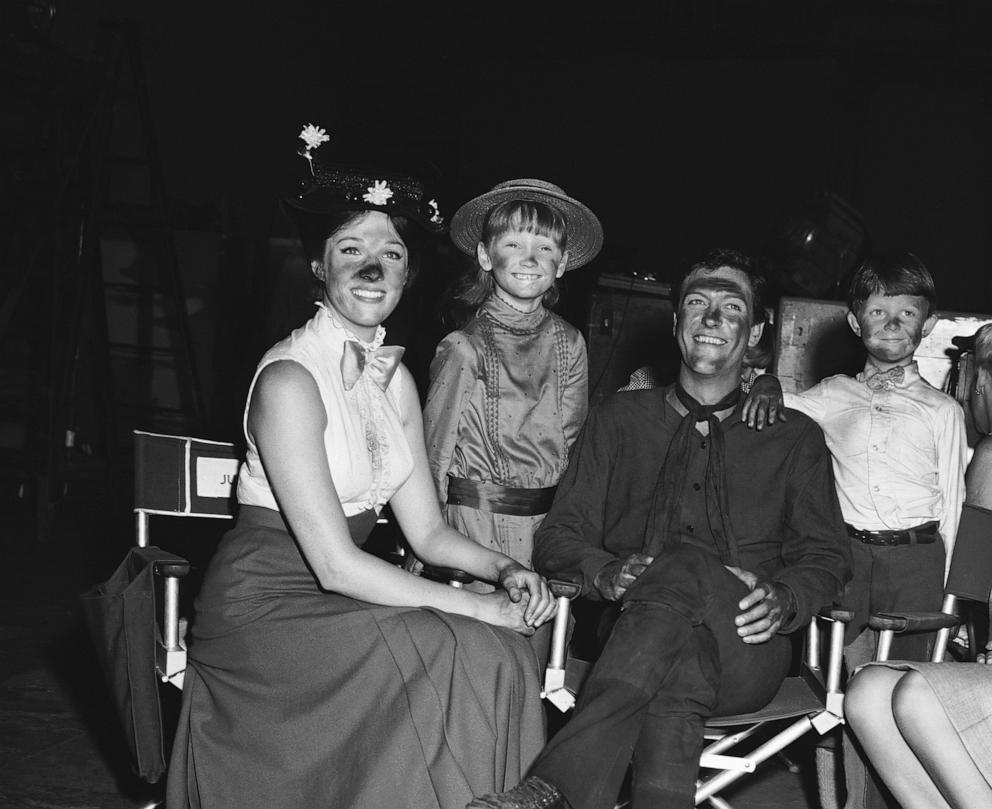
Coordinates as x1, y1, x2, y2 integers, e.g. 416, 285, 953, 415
535, 386, 852, 632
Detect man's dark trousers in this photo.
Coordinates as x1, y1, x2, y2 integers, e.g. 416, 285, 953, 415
531, 545, 793, 809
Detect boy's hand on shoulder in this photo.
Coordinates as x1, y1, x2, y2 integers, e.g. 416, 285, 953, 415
741, 374, 786, 431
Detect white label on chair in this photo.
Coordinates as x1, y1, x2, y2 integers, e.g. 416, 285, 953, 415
197, 457, 240, 498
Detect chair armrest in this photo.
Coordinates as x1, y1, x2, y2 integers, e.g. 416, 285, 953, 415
550, 579, 581, 600
868, 611, 958, 634
139, 547, 191, 674
818, 606, 853, 623
420, 564, 475, 586
153, 559, 191, 579
136, 546, 191, 579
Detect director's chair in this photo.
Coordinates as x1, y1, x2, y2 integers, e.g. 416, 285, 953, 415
869, 502, 992, 664
540, 583, 852, 809
83, 430, 455, 785
131, 430, 241, 689
79, 430, 240, 785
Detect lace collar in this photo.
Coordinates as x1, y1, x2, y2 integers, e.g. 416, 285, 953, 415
315, 300, 386, 351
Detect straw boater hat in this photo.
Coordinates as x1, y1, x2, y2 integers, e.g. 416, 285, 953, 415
282, 124, 446, 235
449, 179, 604, 271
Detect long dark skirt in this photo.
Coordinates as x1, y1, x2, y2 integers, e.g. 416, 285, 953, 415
166, 506, 545, 809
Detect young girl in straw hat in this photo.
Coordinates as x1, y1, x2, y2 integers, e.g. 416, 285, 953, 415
421, 179, 603, 588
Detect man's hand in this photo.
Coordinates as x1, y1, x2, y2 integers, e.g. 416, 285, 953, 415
497, 563, 556, 627
594, 553, 655, 601
725, 566, 793, 644
741, 374, 786, 431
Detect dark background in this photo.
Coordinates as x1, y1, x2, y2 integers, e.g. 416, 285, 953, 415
2, 0, 991, 540
36, 0, 989, 292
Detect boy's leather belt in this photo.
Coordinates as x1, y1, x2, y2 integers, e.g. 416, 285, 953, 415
446, 477, 557, 517
845, 521, 939, 546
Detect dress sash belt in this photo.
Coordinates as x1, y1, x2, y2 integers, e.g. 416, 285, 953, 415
446, 476, 557, 517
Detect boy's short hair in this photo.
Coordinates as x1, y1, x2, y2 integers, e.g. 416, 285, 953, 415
677, 248, 768, 327
974, 323, 992, 373
847, 252, 937, 317
480, 200, 568, 251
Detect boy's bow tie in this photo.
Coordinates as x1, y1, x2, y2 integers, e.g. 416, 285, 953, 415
341, 341, 405, 391
863, 366, 905, 391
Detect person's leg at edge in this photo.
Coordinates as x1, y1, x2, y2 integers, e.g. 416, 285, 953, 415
892, 671, 992, 809
846, 667, 954, 809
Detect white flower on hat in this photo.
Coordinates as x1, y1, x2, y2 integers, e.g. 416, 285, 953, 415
298, 124, 330, 176
428, 199, 443, 225
363, 180, 394, 206
299, 124, 330, 152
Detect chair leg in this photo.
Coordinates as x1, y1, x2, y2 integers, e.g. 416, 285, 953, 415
815, 744, 842, 809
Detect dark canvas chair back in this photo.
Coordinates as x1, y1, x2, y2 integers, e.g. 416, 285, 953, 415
870, 501, 992, 663
945, 502, 992, 603
133, 430, 239, 546
81, 431, 239, 784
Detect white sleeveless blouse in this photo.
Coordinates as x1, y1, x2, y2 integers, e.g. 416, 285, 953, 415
237, 304, 415, 517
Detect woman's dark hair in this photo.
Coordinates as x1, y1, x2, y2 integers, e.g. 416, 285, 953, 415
294, 209, 425, 294
847, 252, 937, 318
677, 248, 768, 327
451, 200, 568, 315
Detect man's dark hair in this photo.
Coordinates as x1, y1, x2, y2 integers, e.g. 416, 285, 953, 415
677, 248, 768, 327
847, 252, 937, 318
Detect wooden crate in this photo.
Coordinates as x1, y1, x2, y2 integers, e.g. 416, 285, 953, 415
586, 274, 676, 404
775, 296, 992, 395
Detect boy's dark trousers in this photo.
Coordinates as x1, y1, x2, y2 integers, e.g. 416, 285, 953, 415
841, 536, 945, 809
530, 545, 792, 809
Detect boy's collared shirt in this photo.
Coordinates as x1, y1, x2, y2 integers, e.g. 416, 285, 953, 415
784, 360, 967, 579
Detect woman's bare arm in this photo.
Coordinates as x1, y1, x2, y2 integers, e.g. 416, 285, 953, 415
247, 360, 541, 632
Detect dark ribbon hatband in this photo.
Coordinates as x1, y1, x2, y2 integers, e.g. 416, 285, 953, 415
446, 477, 557, 517
642, 383, 742, 565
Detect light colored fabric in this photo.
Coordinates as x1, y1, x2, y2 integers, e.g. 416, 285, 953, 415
785, 360, 967, 579
967, 436, 992, 510
423, 296, 587, 581
867, 661, 992, 784
237, 303, 414, 516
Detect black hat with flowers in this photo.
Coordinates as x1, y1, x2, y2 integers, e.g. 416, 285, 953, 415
282, 124, 446, 234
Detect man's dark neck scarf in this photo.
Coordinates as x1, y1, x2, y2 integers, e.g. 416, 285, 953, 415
642, 382, 742, 566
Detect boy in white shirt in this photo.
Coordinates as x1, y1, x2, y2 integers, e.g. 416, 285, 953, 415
747, 252, 967, 809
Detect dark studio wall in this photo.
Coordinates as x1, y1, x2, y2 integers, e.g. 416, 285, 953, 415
15, 0, 992, 438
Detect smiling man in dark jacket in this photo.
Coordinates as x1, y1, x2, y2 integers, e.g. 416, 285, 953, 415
469, 249, 851, 809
